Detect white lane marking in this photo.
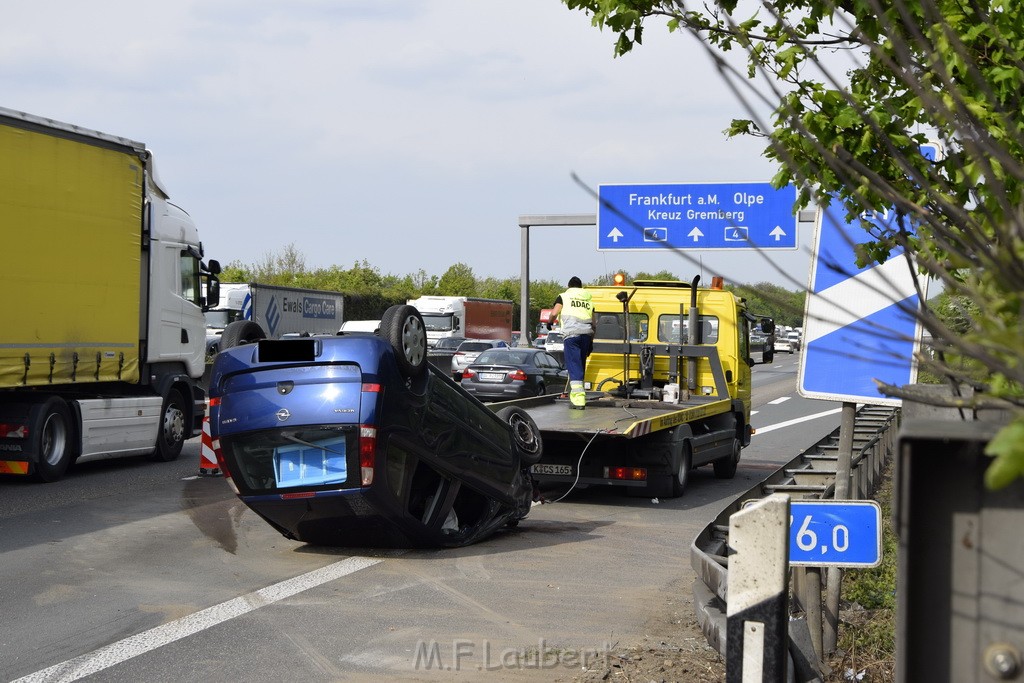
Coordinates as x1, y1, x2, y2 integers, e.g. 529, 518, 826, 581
767, 397, 791, 405
15, 556, 382, 683
755, 407, 842, 434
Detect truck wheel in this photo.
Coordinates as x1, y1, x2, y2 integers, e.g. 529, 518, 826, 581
713, 437, 741, 479
220, 320, 265, 350
32, 398, 74, 482
671, 445, 693, 497
152, 389, 186, 462
380, 305, 427, 377
496, 406, 543, 466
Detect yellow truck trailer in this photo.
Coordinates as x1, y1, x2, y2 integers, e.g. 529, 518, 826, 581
0, 107, 220, 481
498, 276, 775, 498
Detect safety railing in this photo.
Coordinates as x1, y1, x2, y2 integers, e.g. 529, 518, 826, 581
690, 404, 900, 675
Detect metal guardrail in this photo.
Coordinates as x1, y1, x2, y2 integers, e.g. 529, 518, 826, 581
690, 404, 900, 672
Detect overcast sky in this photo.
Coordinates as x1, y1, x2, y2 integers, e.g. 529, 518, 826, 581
4, 0, 815, 289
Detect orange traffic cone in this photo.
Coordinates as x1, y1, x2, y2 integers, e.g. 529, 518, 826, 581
199, 416, 221, 476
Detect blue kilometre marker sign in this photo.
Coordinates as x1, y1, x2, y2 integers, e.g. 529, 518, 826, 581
788, 500, 882, 568
598, 182, 798, 250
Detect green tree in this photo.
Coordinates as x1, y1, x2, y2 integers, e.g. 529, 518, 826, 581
562, 0, 1024, 488
436, 263, 477, 296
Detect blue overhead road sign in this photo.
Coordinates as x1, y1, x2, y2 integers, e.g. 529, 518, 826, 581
597, 182, 797, 250
798, 204, 925, 405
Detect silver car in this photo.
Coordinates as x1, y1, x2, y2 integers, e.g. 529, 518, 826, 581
451, 339, 509, 379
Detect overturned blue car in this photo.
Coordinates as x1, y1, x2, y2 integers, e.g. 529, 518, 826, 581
207, 305, 542, 548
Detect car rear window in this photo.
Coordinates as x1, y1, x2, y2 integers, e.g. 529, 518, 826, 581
459, 342, 493, 351
222, 426, 359, 493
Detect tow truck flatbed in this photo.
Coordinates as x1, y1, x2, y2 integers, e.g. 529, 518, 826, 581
491, 393, 733, 439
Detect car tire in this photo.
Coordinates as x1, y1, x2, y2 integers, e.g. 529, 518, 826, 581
535, 383, 546, 397
151, 389, 186, 462
380, 305, 428, 378
31, 397, 74, 482
713, 437, 741, 479
220, 320, 266, 350
496, 406, 543, 466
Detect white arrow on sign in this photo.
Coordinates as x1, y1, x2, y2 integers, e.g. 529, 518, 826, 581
770, 226, 787, 241
688, 227, 704, 242
607, 227, 624, 243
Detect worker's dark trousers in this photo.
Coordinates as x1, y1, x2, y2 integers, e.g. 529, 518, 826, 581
563, 334, 593, 382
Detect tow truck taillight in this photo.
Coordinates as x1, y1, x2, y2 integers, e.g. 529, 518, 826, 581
359, 425, 376, 485
605, 466, 647, 481
0, 422, 28, 438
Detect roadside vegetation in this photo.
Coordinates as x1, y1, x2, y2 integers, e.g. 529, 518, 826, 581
217, 245, 806, 333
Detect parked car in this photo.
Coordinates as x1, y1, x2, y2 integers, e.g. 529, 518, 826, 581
451, 339, 509, 378
427, 335, 465, 374
774, 335, 796, 354
543, 331, 565, 353
208, 305, 541, 548
461, 348, 567, 401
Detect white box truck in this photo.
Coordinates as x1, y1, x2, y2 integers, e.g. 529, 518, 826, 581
0, 107, 221, 481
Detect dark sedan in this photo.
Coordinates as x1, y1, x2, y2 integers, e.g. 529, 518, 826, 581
460, 348, 567, 401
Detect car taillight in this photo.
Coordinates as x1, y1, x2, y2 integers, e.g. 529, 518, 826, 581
604, 466, 647, 481
359, 425, 376, 485
214, 441, 240, 494
209, 396, 221, 407
463, 368, 475, 379
508, 370, 527, 381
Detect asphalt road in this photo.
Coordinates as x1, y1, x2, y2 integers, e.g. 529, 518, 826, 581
0, 352, 842, 682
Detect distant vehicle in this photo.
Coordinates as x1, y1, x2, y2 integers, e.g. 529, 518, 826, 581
785, 330, 802, 351
774, 335, 797, 354
451, 339, 509, 379
208, 304, 541, 548
208, 283, 345, 353
543, 331, 565, 353
461, 348, 567, 401
406, 296, 513, 348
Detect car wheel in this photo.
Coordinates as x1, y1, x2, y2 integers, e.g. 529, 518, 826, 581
671, 444, 693, 497
151, 389, 186, 462
380, 305, 427, 378
220, 320, 266, 350
32, 398, 74, 482
713, 437, 741, 479
496, 406, 543, 466
535, 383, 546, 397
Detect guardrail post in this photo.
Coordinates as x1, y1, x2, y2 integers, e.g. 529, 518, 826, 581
727, 493, 790, 682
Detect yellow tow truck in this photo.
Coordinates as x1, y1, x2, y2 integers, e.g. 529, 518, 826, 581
496, 275, 775, 498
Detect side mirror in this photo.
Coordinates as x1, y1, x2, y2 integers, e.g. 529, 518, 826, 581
760, 318, 775, 334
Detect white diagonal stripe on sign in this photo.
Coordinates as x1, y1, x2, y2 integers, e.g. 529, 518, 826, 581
804, 258, 915, 345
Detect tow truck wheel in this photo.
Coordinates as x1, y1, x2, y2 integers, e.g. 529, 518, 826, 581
380, 305, 427, 378
32, 398, 73, 482
151, 389, 186, 462
671, 445, 693, 497
220, 320, 265, 350
713, 437, 741, 479
496, 406, 543, 466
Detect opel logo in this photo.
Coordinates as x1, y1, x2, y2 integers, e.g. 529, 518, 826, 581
276, 408, 291, 422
